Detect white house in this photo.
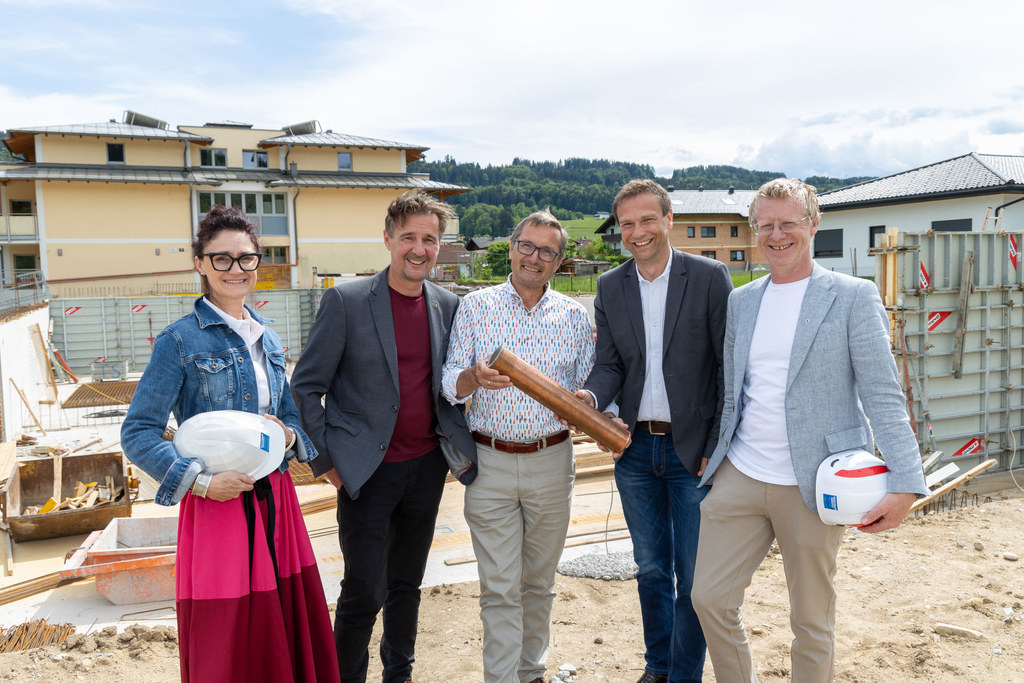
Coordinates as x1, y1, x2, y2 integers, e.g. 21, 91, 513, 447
817, 153, 1024, 277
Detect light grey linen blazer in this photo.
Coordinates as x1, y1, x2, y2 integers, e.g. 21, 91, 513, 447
699, 263, 928, 512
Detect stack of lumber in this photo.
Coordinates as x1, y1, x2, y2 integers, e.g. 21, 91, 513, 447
21, 476, 124, 515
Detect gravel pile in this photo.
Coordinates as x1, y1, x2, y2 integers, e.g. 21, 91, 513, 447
557, 551, 637, 581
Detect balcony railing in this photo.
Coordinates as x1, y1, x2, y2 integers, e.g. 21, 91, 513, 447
0, 270, 49, 315
3, 214, 38, 239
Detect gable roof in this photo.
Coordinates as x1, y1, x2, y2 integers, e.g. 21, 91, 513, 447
259, 131, 428, 163
819, 153, 1024, 209
596, 188, 755, 233
669, 189, 757, 216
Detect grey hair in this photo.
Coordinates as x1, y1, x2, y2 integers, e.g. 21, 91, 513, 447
748, 178, 820, 229
510, 208, 568, 255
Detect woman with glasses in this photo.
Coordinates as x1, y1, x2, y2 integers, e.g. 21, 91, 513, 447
121, 206, 339, 682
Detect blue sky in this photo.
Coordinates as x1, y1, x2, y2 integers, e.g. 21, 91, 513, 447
3, 0, 1024, 180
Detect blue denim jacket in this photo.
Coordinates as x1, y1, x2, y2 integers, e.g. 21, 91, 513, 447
121, 297, 317, 506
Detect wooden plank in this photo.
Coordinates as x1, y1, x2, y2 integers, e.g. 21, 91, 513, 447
2, 528, 12, 576
910, 459, 997, 513
33, 323, 57, 405
0, 442, 15, 486
925, 462, 960, 488
951, 250, 974, 379
8, 380, 45, 436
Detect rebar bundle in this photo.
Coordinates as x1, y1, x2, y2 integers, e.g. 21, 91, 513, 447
0, 618, 75, 653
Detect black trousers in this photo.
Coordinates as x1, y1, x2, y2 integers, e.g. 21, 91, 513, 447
335, 447, 448, 683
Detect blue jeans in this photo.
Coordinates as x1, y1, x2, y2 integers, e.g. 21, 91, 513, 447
615, 429, 708, 682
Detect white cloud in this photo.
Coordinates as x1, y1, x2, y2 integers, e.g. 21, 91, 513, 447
4, 0, 1024, 179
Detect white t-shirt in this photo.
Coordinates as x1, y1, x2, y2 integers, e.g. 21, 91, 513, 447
729, 277, 810, 485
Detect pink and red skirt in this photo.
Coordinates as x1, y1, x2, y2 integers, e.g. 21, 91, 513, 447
176, 470, 338, 682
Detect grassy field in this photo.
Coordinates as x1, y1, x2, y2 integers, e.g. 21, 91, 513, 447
561, 217, 604, 240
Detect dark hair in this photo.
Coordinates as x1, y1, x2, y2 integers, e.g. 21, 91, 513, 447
192, 206, 261, 293
384, 191, 454, 236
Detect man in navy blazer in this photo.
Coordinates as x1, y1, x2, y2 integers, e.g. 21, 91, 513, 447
692, 178, 928, 682
291, 191, 477, 683
581, 179, 732, 683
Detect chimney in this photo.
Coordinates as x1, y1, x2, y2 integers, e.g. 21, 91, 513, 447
728, 185, 735, 194
289, 162, 298, 175
698, 184, 704, 192
666, 185, 675, 192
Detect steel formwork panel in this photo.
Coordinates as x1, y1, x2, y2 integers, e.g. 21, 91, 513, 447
50, 290, 324, 375
883, 230, 1023, 474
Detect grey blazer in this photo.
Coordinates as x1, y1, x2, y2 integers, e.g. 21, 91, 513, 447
700, 263, 928, 511
584, 249, 732, 475
290, 269, 477, 499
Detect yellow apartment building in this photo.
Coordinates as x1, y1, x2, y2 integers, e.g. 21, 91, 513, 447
0, 112, 466, 295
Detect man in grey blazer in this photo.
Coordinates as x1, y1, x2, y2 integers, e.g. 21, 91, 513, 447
580, 179, 732, 683
692, 178, 928, 682
291, 191, 477, 683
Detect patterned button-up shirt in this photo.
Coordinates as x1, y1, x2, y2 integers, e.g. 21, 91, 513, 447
442, 278, 595, 441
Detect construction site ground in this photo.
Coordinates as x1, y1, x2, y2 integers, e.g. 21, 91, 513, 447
1, 376, 1024, 681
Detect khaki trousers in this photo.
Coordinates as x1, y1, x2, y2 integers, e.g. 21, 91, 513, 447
464, 439, 575, 683
692, 458, 845, 683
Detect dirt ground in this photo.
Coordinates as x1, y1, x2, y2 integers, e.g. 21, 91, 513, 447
2, 493, 1022, 682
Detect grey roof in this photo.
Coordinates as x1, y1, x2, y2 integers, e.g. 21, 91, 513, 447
0, 165, 467, 196
266, 172, 462, 193
5, 122, 212, 142
596, 189, 754, 234
819, 153, 1024, 209
0, 165, 192, 184
669, 189, 757, 216
259, 131, 426, 151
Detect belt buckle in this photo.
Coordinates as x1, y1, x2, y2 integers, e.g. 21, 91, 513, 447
647, 421, 669, 436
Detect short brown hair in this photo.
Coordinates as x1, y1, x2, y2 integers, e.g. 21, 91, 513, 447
612, 179, 671, 221
748, 178, 821, 229
385, 191, 454, 236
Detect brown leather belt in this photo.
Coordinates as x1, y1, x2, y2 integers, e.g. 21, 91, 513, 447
636, 420, 672, 435
472, 430, 571, 454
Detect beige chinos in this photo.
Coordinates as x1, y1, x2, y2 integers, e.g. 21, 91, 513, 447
693, 458, 846, 683
464, 439, 575, 683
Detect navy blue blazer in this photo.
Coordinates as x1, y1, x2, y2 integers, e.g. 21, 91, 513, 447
584, 249, 732, 475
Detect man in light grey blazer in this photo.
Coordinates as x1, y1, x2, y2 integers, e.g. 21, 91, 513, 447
580, 179, 731, 683
291, 191, 477, 683
692, 178, 928, 682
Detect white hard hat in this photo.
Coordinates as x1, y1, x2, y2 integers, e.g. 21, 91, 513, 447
173, 410, 284, 480
816, 448, 889, 526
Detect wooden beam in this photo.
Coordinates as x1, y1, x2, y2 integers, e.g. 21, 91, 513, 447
951, 250, 974, 379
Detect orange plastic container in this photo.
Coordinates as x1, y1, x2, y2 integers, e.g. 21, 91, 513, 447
60, 516, 177, 605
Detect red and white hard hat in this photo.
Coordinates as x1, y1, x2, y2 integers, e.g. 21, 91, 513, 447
173, 410, 284, 480
816, 449, 889, 526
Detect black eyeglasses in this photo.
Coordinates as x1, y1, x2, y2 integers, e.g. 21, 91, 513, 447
204, 252, 262, 271
513, 239, 562, 263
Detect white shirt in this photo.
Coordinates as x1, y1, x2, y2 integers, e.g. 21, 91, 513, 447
203, 298, 271, 414
729, 277, 810, 485
636, 257, 673, 422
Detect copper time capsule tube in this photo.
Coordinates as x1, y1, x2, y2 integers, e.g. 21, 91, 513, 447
487, 346, 630, 453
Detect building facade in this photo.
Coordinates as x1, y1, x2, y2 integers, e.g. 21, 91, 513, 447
597, 187, 764, 271
818, 153, 1024, 277
0, 112, 466, 295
